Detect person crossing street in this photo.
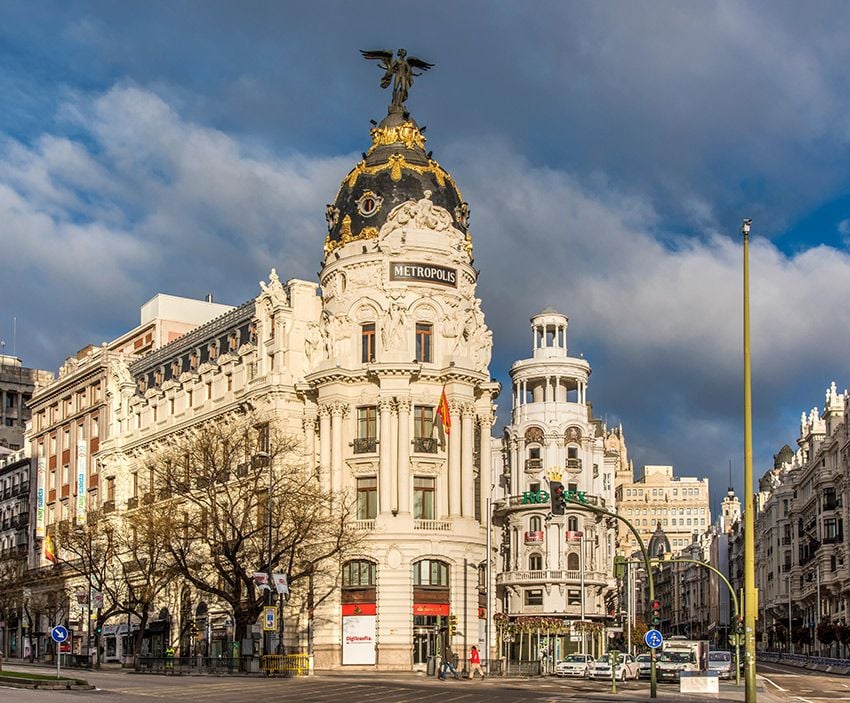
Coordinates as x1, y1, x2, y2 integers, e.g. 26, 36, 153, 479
468, 645, 484, 679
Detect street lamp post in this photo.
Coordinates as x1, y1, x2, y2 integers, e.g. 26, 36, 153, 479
256, 450, 275, 658
742, 218, 757, 702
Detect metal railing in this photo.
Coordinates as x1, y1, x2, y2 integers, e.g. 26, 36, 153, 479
412, 437, 438, 453
261, 653, 310, 676
136, 655, 259, 674
352, 438, 378, 454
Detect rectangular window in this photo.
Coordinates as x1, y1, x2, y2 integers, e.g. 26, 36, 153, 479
415, 323, 432, 362
525, 589, 544, 606
354, 407, 377, 453
414, 476, 435, 520
413, 406, 437, 453
361, 323, 376, 363
357, 477, 378, 520
106, 477, 115, 503
567, 589, 582, 606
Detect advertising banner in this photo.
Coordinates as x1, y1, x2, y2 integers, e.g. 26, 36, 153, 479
342, 608, 376, 665
36, 457, 46, 538
76, 441, 87, 523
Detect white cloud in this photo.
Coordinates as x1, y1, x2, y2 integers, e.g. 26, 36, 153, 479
4, 83, 850, 493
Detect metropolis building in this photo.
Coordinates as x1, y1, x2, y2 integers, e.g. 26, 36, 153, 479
25, 70, 499, 671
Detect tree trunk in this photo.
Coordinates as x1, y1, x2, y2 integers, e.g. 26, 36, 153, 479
133, 606, 151, 665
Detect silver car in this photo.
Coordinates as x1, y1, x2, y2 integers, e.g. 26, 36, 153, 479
636, 653, 652, 679
707, 650, 732, 679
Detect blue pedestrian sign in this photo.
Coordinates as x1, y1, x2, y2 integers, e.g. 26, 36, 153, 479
51, 625, 69, 643
645, 629, 663, 649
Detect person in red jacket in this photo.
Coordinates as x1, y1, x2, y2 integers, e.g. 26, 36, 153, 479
468, 645, 484, 679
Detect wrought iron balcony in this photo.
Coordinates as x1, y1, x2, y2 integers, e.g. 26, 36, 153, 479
352, 437, 378, 454
566, 458, 582, 470
127, 497, 139, 509
412, 437, 439, 454
524, 458, 543, 472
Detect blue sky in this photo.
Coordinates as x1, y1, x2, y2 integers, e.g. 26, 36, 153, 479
4, 1, 850, 506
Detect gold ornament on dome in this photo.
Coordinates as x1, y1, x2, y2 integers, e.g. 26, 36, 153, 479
324, 222, 381, 256
343, 154, 460, 199
368, 122, 426, 153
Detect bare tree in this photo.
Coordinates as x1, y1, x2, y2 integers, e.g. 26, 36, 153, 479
119, 501, 181, 661
142, 413, 362, 657
56, 516, 123, 667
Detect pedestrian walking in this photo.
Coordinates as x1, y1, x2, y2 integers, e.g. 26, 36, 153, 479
439, 643, 459, 680
468, 645, 484, 679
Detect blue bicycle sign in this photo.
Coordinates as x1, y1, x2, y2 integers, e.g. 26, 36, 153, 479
644, 629, 663, 649
50, 625, 69, 643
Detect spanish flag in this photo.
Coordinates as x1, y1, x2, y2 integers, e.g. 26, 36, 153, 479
44, 534, 57, 564
435, 386, 451, 436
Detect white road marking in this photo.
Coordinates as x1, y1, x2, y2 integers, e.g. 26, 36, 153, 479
760, 674, 787, 692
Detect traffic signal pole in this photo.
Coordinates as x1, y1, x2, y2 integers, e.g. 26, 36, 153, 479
556, 494, 658, 698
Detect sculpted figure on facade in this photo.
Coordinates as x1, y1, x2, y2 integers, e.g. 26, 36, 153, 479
381, 299, 407, 351
379, 191, 456, 254
259, 268, 288, 308
320, 311, 351, 360
305, 322, 323, 369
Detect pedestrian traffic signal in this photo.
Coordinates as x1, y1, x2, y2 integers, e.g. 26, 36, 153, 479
651, 599, 662, 627
550, 481, 565, 515
448, 614, 458, 636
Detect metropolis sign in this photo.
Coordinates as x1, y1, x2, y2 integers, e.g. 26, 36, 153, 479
389, 262, 457, 287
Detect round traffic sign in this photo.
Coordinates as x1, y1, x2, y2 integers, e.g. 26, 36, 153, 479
644, 628, 663, 649
51, 625, 69, 643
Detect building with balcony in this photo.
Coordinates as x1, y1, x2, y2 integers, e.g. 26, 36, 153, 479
615, 465, 711, 556
52, 84, 501, 672
0, 356, 52, 453
24, 294, 232, 659
750, 382, 850, 656
492, 309, 627, 661
0, 448, 32, 658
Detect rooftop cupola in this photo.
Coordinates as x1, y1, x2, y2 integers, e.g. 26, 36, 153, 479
530, 308, 569, 360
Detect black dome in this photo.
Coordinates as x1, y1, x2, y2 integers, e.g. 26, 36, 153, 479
324, 107, 467, 253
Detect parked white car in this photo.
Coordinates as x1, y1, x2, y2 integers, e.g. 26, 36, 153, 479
555, 654, 595, 678
636, 653, 652, 679
588, 653, 639, 681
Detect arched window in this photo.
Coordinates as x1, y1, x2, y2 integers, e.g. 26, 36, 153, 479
567, 516, 579, 532
567, 552, 580, 570
413, 559, 449, 586
529, 553, 543, 570
343, 559, 377, 588
529, 515, 542, 532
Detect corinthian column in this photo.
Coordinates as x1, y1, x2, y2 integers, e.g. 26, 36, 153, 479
397, 398, 411, 515
318, 404, 331, 489
379, 398, 394, 514
330, 402, 347, 494
461, 403, 475, 518
478, 411, 494, 524
448, 400, 462, 517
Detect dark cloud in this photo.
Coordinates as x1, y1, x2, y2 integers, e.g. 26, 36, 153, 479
4, 1, 850, 500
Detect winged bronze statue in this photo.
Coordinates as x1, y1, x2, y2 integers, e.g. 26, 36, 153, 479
361, 48, 434, 110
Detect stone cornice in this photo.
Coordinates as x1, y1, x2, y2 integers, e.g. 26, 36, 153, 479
130, 299, 255, 375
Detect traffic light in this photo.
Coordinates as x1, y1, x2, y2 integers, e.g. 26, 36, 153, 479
735, 615, 744, 635
448, 614, 458, 636
613, 555, 625, 579
550, 481, 565, 515
651, 599, 662, 627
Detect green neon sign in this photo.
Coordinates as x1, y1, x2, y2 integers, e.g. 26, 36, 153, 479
521, 490, 550, 504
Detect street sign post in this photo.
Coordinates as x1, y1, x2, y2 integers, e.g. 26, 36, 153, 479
51, 625, 69, 679
644, 629, 663, 649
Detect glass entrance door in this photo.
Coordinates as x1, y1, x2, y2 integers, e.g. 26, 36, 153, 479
413, 615, 441, 665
